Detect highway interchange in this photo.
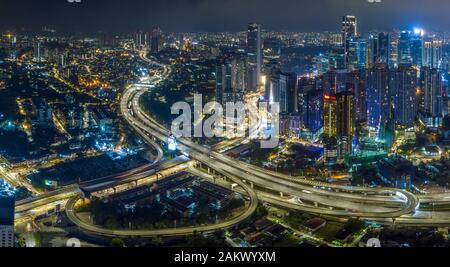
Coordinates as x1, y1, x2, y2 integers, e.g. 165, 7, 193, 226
11, 50, 450, 240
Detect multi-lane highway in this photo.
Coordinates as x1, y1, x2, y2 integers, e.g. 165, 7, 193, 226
122, 82, 422, 220
64, 166, 258, 238
119, 52, 450, 227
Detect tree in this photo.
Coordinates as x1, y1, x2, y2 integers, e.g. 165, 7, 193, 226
344, 218, 365, 232
110, 238, 125, 247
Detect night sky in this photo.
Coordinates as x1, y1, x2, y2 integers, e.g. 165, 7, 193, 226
0, 0, 449, 34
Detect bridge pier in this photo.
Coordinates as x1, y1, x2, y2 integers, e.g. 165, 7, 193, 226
280, 192, 284, 197
314, 202, 318, 207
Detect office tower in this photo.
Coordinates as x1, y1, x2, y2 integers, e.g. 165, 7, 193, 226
216, 61, 233, 105
397, 29, 424, 67
284, 73, 298, 114
317, 55, 330, 74
289, 112, 301, 137
266, 71, 290, 113
329, 46, 346, 71
247, 23, 263, 92
398, 30, 413, 65
347, 71, 366, 124
303, 89, 323, 139
368, 33, 390, 68
392, 65, 418, 129
342, 15, 358, 67
419, 67, 445, 127
342, 15, 357, 38
321, 70, 347, 94
134, 31, 143, 50
323, 94, 338, 138
33, 42, 42, 62
150, 28, 162, 54
366, 64, 391, 131
389, 32, 399, 69
298, 76, 316, 123
347, 37, 366, 71
424, 37, 443, 69
411, 29, 424, 67
298, 77, 322, 139
216, 56, 245, 105
337, 91, 355, 149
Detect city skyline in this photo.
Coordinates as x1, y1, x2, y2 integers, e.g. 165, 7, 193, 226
3, 1, 450, 251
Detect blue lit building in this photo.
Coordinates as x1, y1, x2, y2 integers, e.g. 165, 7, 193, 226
398, 30, 413, 65
365, 64, 391, 130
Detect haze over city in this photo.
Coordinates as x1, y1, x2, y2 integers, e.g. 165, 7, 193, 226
1, 0, 450, 33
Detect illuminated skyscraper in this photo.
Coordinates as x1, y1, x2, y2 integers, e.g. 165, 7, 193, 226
392, 65, 418, 129
265, 71, 296, 113
346, 71, 366, 124
323, 94, 338, 138
216, 56, 246, 105
424, 37, 443, 69
247, 23, 263, 92
366, 64, 391, 130
337, 91, 355, 155
342, 15, 357, 42
398, 29, 424, 67
347, 37, 366, 71
398, 30, 413, 65
342, 15, 358, 67
411, 29, 424, 67
368, 32, 390, 68
419, 67, 445, 127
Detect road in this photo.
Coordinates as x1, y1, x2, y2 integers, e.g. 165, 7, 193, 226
123, 85, 420, 219
64, 165, 258, 238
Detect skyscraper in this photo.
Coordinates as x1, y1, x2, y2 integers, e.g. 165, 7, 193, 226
367, 32, 390, 68
398, 29, 424, 67
366, 64, 391, 130
347, 37, 366, 71
337, 91, 355, 155
424, 37, 443, 69
247, 23, 263, 92
411, 29, 424, 67
342, 15, 358, 67
398, 31, 413, 65
342, 15, 357, 42
392, 65, 418, 129
151, 27, 162, 54
419, 67, 445, 127
216, 56, 246, 106
347, 71, 366, 124
265, 71, 295, 113
323, 94, 338, 138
